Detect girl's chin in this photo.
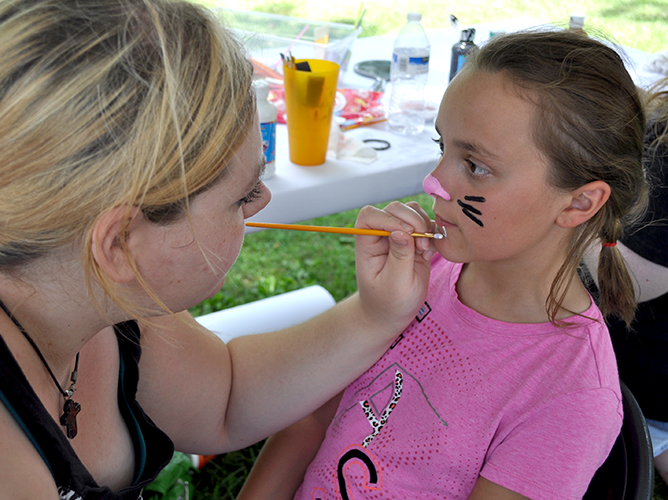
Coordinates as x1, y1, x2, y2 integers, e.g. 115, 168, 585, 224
431, 240, 470, 264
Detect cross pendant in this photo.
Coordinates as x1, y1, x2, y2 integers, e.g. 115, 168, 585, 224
60, 398, 81, 439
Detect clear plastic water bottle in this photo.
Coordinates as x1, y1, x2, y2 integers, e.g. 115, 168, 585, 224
253, 79, 277, 179
387, 12, 430, 135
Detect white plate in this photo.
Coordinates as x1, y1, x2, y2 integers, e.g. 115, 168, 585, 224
333, 91, 347, 113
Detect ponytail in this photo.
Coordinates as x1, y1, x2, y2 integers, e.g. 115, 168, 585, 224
597, 244, 636, 326
597, 209, 647, 326
595, 215, 641, 327
548, 210, 643, 327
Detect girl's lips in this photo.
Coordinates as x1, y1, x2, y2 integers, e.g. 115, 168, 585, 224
435, 215, 456, 229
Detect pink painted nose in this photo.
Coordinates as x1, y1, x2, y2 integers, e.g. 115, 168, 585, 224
423, 174, 451, 200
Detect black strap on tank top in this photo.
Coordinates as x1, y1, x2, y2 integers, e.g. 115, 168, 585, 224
0, 320, 173, 499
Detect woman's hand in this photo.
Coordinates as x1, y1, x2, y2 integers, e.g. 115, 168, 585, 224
354, 201, 436, 337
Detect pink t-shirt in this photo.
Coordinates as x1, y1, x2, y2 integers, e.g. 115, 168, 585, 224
295, 256, 622, 500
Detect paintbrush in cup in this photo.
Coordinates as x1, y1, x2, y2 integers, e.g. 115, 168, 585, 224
245, 222, 444, 239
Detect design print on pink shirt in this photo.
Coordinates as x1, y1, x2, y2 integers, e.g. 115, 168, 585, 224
328, 302, 450, 499
336, 445, 382, 500
360, 370, 404, 448
329, 360, 449, 499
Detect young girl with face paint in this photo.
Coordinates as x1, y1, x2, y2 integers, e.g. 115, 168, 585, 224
238, 30, 647, 500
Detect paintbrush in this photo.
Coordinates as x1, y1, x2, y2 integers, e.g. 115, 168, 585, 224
246, 222, 444, 239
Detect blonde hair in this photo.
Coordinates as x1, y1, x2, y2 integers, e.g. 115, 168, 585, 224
468, 30, 648, 326
0, 0, 256, 315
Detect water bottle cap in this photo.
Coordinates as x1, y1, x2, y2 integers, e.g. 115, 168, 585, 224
569, 13, 585, 29
460, 28, 476, 42
407, 12, 422, 22
252, 79, 270, 99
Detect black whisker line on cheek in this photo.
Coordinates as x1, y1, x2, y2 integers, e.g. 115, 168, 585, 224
457, 199, 482, 215
457, 198, 484, 227
462, 208, 484, 227
464, 195, 486, 203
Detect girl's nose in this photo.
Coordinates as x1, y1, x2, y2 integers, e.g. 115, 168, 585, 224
423, 174, 451, 201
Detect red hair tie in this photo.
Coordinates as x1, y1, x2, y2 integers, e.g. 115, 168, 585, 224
602, 241, 618, 248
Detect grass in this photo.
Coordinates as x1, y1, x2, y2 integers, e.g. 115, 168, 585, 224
182, 0, 668, 497
206, 0, 668, 53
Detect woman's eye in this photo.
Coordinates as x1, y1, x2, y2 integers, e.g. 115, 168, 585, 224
464, 159, 490, 177
240, 182, 263, 205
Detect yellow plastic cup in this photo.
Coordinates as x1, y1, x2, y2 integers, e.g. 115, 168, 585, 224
283, 59, 340, 166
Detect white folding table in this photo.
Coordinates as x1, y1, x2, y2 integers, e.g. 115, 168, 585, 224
245, 18, 662, 231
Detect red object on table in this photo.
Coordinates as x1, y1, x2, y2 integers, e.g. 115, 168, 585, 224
268, 88, 385, 130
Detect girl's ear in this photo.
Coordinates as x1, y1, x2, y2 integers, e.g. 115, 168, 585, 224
556, 180, 611, 229
90, 206, 143, 283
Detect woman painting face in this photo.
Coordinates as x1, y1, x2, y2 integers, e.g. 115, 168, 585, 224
427, 69, 573, 266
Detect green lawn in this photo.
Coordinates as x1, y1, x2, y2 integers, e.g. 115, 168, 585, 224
206, 0, 668, 53
184, 0, 668, 498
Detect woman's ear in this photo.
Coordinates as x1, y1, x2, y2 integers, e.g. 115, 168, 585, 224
90, 206, 143, 283
556, 180, 611, 229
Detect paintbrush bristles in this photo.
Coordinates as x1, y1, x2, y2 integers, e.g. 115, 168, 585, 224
246, 222, 443, 239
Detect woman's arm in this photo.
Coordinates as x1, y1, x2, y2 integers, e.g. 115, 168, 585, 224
135, 202, 434, 453
467, 477, 530, 500
236, 393, 343, 500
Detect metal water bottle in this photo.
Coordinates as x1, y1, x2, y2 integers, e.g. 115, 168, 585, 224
449, 28, 477, 82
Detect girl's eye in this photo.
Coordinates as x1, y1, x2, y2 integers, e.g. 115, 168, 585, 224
432, 137, 444, 155
464, 159, 490, 177
240, 182, 263, 205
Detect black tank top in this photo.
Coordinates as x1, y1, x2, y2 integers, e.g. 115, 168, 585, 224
0, 321, 174, 499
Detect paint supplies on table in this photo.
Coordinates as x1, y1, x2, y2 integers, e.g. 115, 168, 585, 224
268, 88, 385, 131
